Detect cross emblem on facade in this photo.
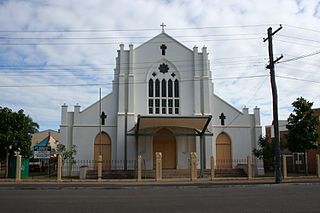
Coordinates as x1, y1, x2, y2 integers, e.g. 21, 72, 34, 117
160, 44, 167, 55
160, 22, 166, 33
100, 111, 107, 125
219, 112, 226, 126
158, 63, 169, 74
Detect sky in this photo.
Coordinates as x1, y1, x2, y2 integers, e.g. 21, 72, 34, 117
0, 0, 319, 133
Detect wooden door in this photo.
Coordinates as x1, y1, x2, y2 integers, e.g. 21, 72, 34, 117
153, 128, 176, 169
216, 132, 232, 168
94, 132, 111, 170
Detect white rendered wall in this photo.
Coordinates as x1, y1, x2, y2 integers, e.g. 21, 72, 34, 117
133, 33, 195, 116
60, 32, 263, 173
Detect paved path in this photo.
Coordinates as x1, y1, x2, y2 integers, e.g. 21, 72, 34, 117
0, 176, 320, 188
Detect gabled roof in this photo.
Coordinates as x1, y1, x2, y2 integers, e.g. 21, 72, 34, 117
33, 135, 57, 148
134, 32, 193, 53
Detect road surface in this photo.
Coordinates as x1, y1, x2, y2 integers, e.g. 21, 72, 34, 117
0, 183, 319, 213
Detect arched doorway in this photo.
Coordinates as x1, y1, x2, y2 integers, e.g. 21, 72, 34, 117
153, 128, 176, 169
94, 132, 111, 170
216, 132, 232, 168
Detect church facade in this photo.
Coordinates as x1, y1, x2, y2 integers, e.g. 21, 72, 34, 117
60, 31, 264, 175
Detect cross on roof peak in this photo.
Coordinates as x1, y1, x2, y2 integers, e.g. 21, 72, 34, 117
160, 22, 166, 33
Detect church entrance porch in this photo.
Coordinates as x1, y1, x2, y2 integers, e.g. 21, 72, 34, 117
153, 128, 176, 169
127, 115, 213, 175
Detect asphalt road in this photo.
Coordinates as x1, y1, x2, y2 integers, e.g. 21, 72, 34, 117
0, 183, 319, 213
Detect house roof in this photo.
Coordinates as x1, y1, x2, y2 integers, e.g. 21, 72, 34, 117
33, 135, 57, 148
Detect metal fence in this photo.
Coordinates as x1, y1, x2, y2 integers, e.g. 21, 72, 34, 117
62, 160, 142, 178
2, 154, 318, 179
215, 158, 249, 169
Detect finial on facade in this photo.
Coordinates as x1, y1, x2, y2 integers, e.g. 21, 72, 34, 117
160, 22, 166, 33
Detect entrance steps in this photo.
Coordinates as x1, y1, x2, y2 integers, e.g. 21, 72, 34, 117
86, 168, 246, 179
214, 168, 247, 177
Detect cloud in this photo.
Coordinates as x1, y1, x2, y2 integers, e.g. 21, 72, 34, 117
0, 0, 319, 132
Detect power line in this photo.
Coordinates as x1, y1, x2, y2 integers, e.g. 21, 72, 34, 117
277, 64, 320, 76
277, 34, 320, 44
283, 24, 320, 34
0, 62, 265, 75
0, 24, 277, 33
0, 74, 268, 88
213, 75, 268, 80
276, 75, 320, 84
0, 33, 263, 40
278, 49, 320, 64
275, 39, 320, 49
0, 37, 262, 46
221, 76, 268, 132
0, 56, 266, 69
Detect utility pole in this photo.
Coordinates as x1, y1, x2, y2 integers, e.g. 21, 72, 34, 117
263, 25, 283, 184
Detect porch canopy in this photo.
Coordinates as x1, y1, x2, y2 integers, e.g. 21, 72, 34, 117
128, 115, 213, 136
127, 115, 213, 177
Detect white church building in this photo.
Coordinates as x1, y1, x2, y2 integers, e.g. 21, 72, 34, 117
60, 29, 264, 175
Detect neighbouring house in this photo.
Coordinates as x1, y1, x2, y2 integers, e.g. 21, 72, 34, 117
31, 129, 59, 172
31, 129, 59, 148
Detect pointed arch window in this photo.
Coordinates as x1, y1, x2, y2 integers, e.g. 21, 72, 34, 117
148, 75, 179, 115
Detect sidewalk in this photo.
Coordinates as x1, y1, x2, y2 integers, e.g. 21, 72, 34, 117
1, 176, 320, 187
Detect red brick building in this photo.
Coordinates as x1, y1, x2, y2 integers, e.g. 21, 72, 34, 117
307, 108, 320, 173
265, 108, 320, 174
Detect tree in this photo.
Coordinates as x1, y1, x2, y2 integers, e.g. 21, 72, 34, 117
0, 107, 39, 160
56, 142, 77, 163
286, 97, 319, 153
253, 136, 277, 172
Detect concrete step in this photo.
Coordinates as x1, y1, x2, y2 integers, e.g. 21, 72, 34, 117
215, 168, 247, 177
